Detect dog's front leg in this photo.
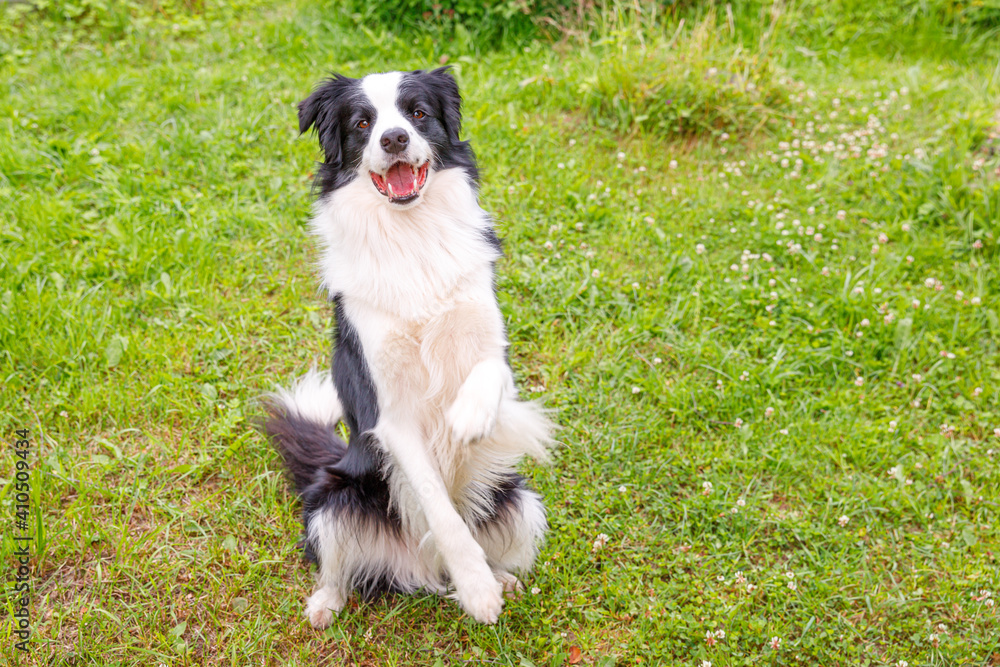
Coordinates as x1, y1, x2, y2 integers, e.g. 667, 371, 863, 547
375, 418, 504, 623
446, 358, 514, 444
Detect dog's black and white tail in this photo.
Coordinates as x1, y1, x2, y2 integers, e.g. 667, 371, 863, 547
264, 370, 346, 495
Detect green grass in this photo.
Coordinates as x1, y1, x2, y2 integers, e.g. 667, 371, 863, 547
2, 0, 1000, 664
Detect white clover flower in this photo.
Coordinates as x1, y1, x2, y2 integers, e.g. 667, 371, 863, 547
838, 515, 850, 527
696, 243, 706, 254
855, 376, 864, 387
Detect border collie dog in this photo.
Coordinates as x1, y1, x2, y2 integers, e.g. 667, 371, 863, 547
265, 67, 553, 627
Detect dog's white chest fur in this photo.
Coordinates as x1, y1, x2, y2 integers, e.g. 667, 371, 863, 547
310, 169, 524, 493
312, 169, 499, 321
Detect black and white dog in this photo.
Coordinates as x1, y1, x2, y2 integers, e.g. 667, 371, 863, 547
265, 68, 552, 627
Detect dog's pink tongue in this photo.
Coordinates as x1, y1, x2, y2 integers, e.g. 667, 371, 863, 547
386, 163, 415, 194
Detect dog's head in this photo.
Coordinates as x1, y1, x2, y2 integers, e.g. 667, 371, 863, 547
298, 67, 477, 207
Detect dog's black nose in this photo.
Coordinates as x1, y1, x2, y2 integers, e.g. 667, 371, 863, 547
380, 128, 409, 154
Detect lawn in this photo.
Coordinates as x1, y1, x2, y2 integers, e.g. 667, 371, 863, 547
2, 0, 999, 664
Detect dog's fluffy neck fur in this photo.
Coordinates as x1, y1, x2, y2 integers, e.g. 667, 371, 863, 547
312, 168, 498, 320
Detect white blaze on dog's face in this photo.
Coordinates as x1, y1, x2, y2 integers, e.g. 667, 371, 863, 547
360, 72, 432, 206
297, 68, 477, 208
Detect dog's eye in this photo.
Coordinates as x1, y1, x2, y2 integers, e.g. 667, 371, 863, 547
412, 110, 425, 119
357, 119, 369, 129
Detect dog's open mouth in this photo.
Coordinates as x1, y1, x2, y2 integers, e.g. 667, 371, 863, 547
370, 162, 429, 204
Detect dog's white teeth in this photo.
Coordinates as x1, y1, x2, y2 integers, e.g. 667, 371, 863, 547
387, 182, 395, 197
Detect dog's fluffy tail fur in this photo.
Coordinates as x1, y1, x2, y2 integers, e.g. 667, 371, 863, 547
264, 369, 346, 495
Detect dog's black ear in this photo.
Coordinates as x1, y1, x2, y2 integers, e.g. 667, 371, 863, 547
427, 66, 464, 144
298, 86, 325, 135
298, 75, 356, 168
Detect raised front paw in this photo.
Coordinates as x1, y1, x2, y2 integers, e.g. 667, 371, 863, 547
447, 385, 500, 444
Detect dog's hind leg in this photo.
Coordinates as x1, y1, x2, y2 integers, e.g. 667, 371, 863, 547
305, 582, 347, 629
473, 482, 547, 588
303, 509, 350, 629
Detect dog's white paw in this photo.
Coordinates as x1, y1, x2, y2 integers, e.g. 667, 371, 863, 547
449, 552, 504, 624
308, 606, 334, 630
305, 586, 345, 629
495, 571, 524, 599
455, 574, 504, 624
447, 386, 499, 444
